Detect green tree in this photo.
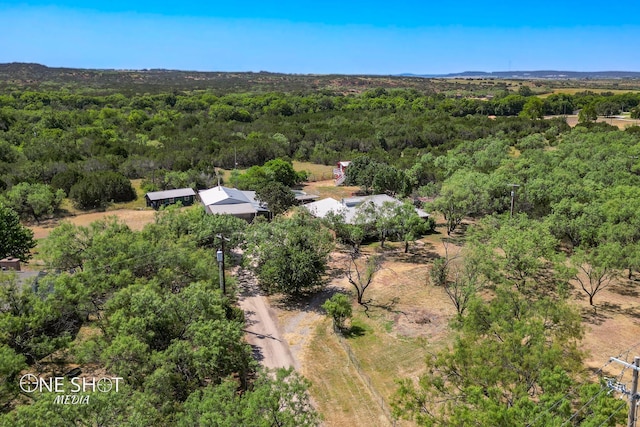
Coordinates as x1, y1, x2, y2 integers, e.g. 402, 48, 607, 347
372, 164, 404, 196
0, 274, 81, 364
393, 201, 431, 253
569, 243, 621, 309
472, 214, 559, 294
245, 210, 333, 295
178, 368, 320, 427
345, 156, 379, 193
255, 181, 297, 217
519, 97, 544, 120
322, 293, 353, 330
2, 183, 64, 222
0, 344, 27, 412
263, 158, 306, 187
0, 204, 35, 262
393, 283, 622, 426
578, 104, 597, 123
69, 171, 136, 209
430, 170, 490, 235
323, 211, 365, 254
153, 205, 246, 253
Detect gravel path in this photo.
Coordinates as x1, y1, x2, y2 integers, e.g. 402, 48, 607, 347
235, 266, 298, 370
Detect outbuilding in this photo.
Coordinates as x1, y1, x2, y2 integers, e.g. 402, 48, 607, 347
145, 188, 197, 209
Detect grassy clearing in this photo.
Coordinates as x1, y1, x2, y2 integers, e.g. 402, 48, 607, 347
301, 240, 457, 425
346, 312, 431, 406
292, 161, 335, 182
539, 88, 640, 98
303, 320, 391, 427
303, 182, 360, 200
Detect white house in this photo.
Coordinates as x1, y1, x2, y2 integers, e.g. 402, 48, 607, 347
198, 186, 269, 222
303, 194, 429, 224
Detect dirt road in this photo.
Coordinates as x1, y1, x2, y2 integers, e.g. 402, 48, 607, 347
235, 266, 298, 370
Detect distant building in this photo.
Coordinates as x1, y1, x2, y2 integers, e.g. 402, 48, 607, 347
292, 189, 320, 204
0, 257, 21, 271
303, 194, 429, 224
333, 161, 351, 186
145, 188, 197, 209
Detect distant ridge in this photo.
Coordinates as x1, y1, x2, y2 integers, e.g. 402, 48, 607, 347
402, 70, 640, 79
3, 63, 640, 93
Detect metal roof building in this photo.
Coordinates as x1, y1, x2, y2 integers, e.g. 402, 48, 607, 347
145, 188, 197, 209
303, 195, 429, 224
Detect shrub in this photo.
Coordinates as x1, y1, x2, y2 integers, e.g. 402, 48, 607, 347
70, 171, 136, 209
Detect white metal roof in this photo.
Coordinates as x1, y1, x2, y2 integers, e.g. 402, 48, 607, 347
198, 186, 252, 206
206, 203, 258, 215
304, 198, 347, 219
304, 195, 429, 224
145, 188, 196, 201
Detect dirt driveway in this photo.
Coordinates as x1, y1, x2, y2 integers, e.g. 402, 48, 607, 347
235, 265, 298, 369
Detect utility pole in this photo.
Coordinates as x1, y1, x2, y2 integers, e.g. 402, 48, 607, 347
216, 234, 231, 295
609, 356, 640, 427
507, 184, 520, 217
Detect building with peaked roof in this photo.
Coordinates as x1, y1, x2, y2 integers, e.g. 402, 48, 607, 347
198, 186, 269, 222
303, 194, 429, 224
333, 161, 351, 186
145, 188, 197, 209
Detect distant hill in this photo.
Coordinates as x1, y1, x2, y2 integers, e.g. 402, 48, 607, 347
0, 62, 444, 93
2, 62, 640, 94
402, 70, 640, 79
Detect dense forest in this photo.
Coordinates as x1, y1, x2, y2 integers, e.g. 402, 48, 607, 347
2, 66, 640, 425
2, 65, 640, 215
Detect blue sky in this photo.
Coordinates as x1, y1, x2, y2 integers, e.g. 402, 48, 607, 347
1, 1, 638, 74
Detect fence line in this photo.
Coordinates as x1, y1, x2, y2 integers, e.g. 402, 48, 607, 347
333, 324, 396, 426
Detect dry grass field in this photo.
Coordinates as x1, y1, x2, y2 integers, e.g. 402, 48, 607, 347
540, 88, 640, 98
554, 114, 640, 130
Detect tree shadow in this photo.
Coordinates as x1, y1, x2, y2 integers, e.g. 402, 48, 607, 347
341, 325, 366, 338
392, 246, 441, 264
271, 286, 343, 315
249, 344, 264, 363
580, 301, 621, 325
580, 307, 610, 325
368, 296, 402, 314
611, 282, 639, 298
622, 306, 640, 319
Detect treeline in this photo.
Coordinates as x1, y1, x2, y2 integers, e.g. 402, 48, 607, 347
0, 86, 579, 216
389, 127, 640, 426
0, 207, 320, 426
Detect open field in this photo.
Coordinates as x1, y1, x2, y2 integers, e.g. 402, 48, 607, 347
29, 209, 157, 240
292, 161, 335, 182
540, 88, 640, 98
547, 114, 640, 130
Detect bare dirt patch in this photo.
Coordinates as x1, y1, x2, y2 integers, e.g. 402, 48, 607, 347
302, 179, 361, 200
29, 209, 157, 240
573, 277, 640, 380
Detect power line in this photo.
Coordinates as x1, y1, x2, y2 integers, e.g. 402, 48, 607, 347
526, 357, 616, 427
561, 386, 609, 427
526, 343, 640, 427
596, 401, 628, 427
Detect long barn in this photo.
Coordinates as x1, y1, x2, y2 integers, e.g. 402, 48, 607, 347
145, 188, 197, 209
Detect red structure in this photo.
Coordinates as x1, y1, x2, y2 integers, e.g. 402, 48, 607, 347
0, 257, 21, 271
333, 161, 351, 186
